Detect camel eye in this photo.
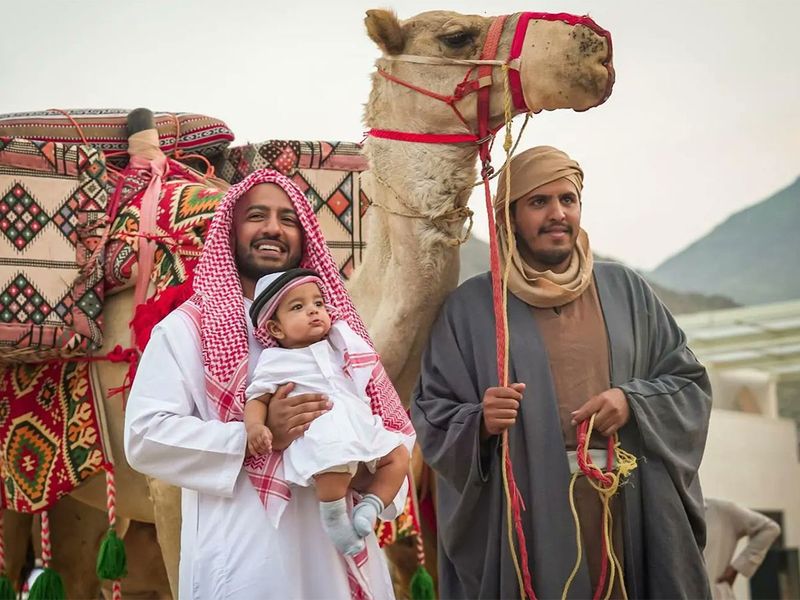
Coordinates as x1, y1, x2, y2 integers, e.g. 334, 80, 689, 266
439, 31, 474, 49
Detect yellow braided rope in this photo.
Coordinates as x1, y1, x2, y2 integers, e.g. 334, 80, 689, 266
499, 62, 527, 600
501, 440, 525, 600
561, 471, 583, 600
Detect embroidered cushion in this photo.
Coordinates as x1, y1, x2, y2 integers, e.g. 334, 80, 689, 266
0, 109, 234, 161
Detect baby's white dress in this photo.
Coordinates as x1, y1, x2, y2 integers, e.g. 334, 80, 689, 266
245, 321, 405, 487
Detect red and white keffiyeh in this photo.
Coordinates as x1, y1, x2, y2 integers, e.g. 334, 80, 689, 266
178, 168, 413, 519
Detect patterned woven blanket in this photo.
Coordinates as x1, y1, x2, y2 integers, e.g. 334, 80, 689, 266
0, 138, 107, 361
0, 360, 109, 512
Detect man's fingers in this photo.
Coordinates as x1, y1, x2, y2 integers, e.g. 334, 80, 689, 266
486, 386, 524, 401
273, 382, 294, 400
288, 392, 329, 408
601, 424, 619, 437
291, 400, 331, 420
486, 418, 517, 434
592, 406, 614, 430
571, 396, 603, 425
287, 409, 327, 431
489, 408, 519, 420
287, 423, 311, 440
486, 397, 520, 410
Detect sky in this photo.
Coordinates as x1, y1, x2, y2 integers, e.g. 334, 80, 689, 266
2, 0, 798, 270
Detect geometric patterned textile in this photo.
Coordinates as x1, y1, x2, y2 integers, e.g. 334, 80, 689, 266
0, 137, 107, 361
376, 492, 416, 547
0, 360, 109, 513
219, 141, 371, 279
0, 108, 234, 163
103, 161, 226, 295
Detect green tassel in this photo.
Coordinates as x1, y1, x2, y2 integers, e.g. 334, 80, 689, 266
410, 564, 435, 600
0, 575, 15, 600
96, 528, 127, 580
27, 567, 65, 600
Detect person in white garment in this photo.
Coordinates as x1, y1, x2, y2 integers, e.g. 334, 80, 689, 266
243, 268, 410, 557
124, 169, 415, 600
704, 498, 782, 599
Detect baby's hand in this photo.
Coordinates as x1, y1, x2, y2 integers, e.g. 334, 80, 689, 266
246, 424, 273, 457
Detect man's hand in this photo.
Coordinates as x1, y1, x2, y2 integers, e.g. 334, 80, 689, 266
570, 388, 630, 436
266, 382, 331, 450
717, 565, 738, 586
481, 383, 525, 439
246, 424, 273, 457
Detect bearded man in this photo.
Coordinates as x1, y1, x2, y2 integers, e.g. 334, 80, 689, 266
412, 146, 712, 599
125, 170, 414, 599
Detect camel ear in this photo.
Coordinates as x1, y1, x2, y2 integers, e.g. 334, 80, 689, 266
365, 9, 405, 55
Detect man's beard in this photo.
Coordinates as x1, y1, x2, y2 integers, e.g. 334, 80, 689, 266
529, 247, 573, 267
235, 249, 300, 281
516, 227, 576, 269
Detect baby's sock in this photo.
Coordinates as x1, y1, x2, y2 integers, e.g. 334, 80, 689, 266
319, 498, 364, 556
352, 493, 385, 538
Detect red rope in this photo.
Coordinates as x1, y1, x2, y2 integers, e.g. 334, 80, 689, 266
483, 174, 536, 600
368, 129, 479, 144
575, 421, 616, 598
65, 345, 140, 404
575, 423, 615, 487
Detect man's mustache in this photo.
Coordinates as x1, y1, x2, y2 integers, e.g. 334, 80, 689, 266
251, 236, 287, 251
539, 224, 573, 235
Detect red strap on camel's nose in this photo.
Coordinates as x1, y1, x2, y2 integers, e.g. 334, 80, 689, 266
506, 12, 615, 113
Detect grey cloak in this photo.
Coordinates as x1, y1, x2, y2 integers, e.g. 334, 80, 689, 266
412, 262, 712, 599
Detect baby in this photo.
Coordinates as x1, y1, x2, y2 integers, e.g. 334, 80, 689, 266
244, 268, 410, 556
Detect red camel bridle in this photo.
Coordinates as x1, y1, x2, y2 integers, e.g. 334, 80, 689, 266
368, 12, 613, 175
368, 12, 613, 600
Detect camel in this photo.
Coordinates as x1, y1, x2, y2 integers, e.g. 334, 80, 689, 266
3, 9, 613, 598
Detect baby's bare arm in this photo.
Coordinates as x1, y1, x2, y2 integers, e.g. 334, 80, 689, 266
244, 393, 271, 432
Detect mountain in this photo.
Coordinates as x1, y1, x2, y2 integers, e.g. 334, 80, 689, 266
459, 237, 737, 314
649, 177, 800, 306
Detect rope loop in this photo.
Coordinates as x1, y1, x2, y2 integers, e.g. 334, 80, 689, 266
367, 171, 475, 247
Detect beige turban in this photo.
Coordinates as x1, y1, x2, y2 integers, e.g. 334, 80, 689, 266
494, 145, 584, 213
494, 146, 594, 308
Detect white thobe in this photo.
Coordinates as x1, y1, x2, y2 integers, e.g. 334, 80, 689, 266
704, 498, 781, 599
245, 323, 409, 488
124, 301, 400, 599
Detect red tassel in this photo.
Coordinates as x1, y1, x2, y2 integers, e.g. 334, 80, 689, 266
130, 275, 195, 351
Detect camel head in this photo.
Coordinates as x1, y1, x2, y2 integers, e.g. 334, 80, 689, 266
364, 9, 614, 135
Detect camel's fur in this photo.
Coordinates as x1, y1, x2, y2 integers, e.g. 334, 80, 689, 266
3, 9, 612, 598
